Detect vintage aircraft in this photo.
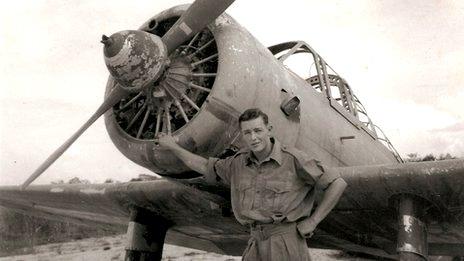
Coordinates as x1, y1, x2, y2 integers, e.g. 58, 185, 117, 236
0, 0, 463, 260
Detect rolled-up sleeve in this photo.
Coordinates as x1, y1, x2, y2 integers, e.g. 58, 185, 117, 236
205, 156, 235, 185
293, 151, 340, 190
312, 164, 341, 190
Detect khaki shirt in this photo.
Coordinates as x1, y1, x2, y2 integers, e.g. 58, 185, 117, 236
206, 139, 341, 225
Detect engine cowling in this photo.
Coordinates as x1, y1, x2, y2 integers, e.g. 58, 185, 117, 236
104, 5, 272, 177
104, 4, 399, 178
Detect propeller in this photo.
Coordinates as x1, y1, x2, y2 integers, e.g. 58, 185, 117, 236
21, 0, 234, 189
20, 87, 128, 189
162, 0, 235, 54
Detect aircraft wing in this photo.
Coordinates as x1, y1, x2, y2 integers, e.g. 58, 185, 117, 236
0, 159, 463, 258
0, 178, 249, 255
316, 158, 464, 258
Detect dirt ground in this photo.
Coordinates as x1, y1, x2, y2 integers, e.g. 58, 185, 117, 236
0, 234, 373, 261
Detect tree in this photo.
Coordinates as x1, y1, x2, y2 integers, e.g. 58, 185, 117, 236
67, 177, 90, 184
405, 153, 458, 162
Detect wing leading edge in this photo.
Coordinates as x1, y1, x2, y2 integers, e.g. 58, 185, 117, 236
322, 159, 464, 257
0, 179, 247, 255
1, 159, 463, 257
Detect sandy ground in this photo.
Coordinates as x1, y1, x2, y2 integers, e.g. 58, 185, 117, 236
0, 234, 373, 261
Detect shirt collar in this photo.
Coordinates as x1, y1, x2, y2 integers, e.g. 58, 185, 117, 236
246, 138, 283, 166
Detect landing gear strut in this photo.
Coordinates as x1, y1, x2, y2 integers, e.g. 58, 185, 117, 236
397, 194, 428, 261
124, 208, 171, 261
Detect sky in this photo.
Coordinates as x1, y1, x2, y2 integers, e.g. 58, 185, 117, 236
1, 0, 463, 186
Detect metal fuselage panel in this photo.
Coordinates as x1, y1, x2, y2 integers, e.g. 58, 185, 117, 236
104, 7, 397, 177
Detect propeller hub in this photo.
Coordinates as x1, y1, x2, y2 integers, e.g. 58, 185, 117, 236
103, 30, 168, 92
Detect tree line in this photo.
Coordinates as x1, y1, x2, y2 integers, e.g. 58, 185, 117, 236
0, 177, 124, 257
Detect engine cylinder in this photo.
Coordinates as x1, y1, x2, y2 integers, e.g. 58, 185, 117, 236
104, 5, 262, 176
104, 5, 398, 178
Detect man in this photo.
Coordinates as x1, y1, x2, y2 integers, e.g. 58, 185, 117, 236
156, 108, 347, 261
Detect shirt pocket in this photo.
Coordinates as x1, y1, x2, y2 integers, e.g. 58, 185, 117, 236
263, 180, 292, 211
236, 180, 254, 211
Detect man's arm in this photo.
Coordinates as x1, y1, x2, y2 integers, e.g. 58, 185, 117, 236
156, 134, 209, 175
297, 175, 347, 237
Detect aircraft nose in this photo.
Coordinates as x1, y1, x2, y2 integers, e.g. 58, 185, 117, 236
102, 30, 168, 93
100, 35, 111, 46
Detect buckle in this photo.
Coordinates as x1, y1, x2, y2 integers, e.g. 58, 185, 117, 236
250, 222, 267, 229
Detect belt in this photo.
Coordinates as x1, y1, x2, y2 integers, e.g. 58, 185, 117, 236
249, 222, 297, 241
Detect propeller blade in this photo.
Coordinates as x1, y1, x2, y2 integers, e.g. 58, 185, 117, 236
21, 86, 128, 190
161, 0, 235, 53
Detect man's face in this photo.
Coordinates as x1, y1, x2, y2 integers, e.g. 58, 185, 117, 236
240, 116, 272, 153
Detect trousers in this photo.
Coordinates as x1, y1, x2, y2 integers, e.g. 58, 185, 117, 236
242, 222, 311, 261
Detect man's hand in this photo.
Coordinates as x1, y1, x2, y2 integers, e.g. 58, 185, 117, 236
297, 177, 347, 239
155, 133, 179, 150
154, 133, 209, 175
296, 217, 318, 238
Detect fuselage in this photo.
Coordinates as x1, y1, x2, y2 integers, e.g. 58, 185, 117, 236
104, 6, 400, 176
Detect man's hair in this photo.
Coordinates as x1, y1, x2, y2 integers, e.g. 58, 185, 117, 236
238, 108, 269, 127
